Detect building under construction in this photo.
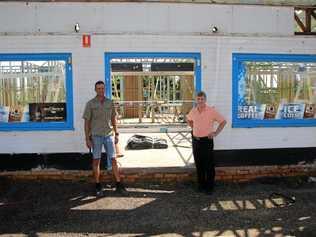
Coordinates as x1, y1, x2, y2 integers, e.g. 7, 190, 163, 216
0, 1, 315, 170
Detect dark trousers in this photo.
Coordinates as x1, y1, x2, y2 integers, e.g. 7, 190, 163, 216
192, 136, 215, 190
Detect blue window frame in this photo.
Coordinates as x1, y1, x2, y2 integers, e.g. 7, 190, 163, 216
0, 53, 73, 131
232, 53, 316, 128
104, 52, 201, 98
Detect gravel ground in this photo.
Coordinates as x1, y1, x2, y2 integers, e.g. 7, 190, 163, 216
0, 177, 315, 237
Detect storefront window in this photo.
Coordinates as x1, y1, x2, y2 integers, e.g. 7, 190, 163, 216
232, 53, 316, 127
0, 53, 73, 131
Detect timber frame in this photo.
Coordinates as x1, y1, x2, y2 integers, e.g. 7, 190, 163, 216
295, 7, 316, 35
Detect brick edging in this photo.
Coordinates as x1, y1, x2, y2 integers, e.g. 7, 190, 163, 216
1, 164, 315, 183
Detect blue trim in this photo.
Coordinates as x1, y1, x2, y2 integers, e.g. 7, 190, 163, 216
0, 53, 74, 131
104, 52, 201, 98
232, 53, 316, 128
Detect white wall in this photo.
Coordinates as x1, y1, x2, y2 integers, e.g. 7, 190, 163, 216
0, 2, 315, 153
0, 2, 293, 36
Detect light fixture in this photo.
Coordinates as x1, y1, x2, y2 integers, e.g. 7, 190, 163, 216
212, 26, 218, 33
74, 23, 80, 33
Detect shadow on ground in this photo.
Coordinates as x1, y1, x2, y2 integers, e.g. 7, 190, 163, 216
0, 177, 315, 237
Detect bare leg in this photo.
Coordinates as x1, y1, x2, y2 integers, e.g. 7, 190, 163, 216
115, 143, 124, 157
92, 159, 101, 183
111, 158, 121, 182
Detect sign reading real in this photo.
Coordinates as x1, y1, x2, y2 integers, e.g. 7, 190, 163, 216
238, 105, 259, 119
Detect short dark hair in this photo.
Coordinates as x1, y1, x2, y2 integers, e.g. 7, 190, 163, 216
95, 81, 105, 89
196, 91, 207, 98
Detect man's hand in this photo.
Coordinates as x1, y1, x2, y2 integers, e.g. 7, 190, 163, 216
114, 134, 119, 144
208, 120, 226, 139
187, 120, 193, 128
86, 137, 93, 149
207, 131, 217, 139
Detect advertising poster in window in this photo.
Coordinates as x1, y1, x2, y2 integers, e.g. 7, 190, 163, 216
0, 54, 73, 130
236, 59, 316, 122
238, 103, 315, 120
0, 105, 29, 123
29, 103, 66, 122
0, 106, 9, 122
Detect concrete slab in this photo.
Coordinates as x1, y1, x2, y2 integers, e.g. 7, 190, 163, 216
117, 132, 195, 168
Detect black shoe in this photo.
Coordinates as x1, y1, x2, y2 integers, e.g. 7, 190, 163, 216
95, 183, 103, 197
204, 186, 214, 195
116, 182, 127, 194
203, 187, 214, 195
197, 186, 205, 193
96, 188, 104, 197
196, 184, 206, 193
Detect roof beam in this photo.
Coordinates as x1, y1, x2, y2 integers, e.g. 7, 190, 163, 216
1, 0, 316, 7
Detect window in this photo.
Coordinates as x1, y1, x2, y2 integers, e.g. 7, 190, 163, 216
232, 53, 316, 128
104, 52, 201, 132
0, 53, 73, 131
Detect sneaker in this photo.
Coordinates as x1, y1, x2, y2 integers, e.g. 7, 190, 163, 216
115, 182, 127, 194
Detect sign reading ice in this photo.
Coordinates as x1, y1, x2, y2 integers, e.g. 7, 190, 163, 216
277, 103, 304, 119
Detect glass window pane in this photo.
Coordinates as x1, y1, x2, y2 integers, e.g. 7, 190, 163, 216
0, 60, 67, 123
233, 54, 316, 127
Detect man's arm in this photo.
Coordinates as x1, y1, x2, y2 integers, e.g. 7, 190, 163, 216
207, 120, 226, 139
214, 120, 226, 137
187, 120, 193, 128
84, 119, 92, 149
186, 110, 193, 128
111, 105, 119, 144
111, 115, 118, 135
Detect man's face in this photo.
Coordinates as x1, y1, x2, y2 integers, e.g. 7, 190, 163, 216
95, 84, 105, 97
196, 95, 206, 107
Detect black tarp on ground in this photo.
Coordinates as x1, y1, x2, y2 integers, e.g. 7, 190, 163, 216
126, 135, 168, 150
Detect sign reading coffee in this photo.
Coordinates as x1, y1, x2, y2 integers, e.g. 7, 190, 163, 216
237, 103, 315, 120
238, 105, 265, 119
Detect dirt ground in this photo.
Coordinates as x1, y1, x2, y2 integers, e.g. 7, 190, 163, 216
0, 176, 316, 237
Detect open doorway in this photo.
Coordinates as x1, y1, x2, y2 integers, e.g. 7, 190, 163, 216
105, 52, 201, 132
104, 52, 201, 168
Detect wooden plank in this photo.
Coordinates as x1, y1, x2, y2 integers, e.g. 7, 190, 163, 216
137, 76, 143, 123
294, 13, 306, 32
124, 75, 139, 118
2, 0, 315, 7
306, 8, 312, 32
311, 10, 316, 20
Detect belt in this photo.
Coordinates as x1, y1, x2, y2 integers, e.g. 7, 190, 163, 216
193, 136, 211, 141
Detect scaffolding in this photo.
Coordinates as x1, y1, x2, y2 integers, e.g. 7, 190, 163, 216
245, 62, 316, 105
112, 74, 195, 126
